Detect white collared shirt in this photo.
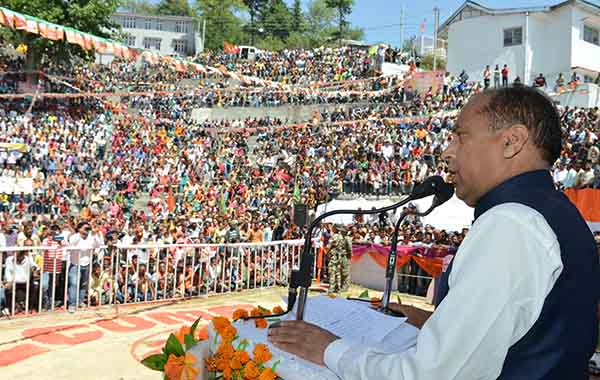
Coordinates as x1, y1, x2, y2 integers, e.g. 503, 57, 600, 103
324, 203, 563, 380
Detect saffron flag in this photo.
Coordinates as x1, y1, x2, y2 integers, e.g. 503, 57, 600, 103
224, 41, 239, 54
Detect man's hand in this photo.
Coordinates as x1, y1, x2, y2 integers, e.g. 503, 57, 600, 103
267, 321, 339, 366
387, 302, 433, 329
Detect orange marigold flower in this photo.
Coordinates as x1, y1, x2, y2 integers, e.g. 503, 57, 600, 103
232, 308, 249, 321
205, 356, 218, 372
258, 367, 278, 380
212, 316, 231, 334
370, 297, 381, 305
216, 357, 229, 372
195, 326, 209, 341
164, 353, 198, 380
260, 308, 272, 317
328, 293, 337, 299
234, 350, 250, 365
253, 343, 272, 364
255, 318, 268, 329
221, 325, 238, 342
217, 341, 235, 360
244, 360, 261, 380
272, 306, 284, 314
222, 366, 233, 380
230, 357, 242, 370
174, 325, 191, 345
250, 308, 262, 317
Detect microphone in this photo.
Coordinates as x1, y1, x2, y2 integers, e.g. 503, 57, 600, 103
290, 176, 451, 321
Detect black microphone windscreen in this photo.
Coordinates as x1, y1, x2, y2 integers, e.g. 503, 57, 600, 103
411, 176, 446, 200
433, 182, 455, 207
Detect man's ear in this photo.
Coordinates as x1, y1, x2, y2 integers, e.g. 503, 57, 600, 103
502, 124, 529, 159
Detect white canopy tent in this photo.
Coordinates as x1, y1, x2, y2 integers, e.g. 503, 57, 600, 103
316, 195, 473, 232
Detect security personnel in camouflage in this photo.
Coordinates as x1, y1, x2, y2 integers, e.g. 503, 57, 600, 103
328, 225, 352, 293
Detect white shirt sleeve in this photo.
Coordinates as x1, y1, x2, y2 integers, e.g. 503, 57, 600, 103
324, 203, 563, 380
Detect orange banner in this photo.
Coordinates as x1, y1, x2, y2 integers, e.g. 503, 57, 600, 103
564, 188, 600, 222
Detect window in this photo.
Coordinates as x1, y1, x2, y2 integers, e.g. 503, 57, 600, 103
503, 27, 523, 47
143, 37, 161, 51
123, 35, 136, 47
156, 19, 163, 31
123, 17, 136, 29
583, 25, 600, 46
145, 18, 152, 30
173, 39, 187, 54
175, 20, 188, 33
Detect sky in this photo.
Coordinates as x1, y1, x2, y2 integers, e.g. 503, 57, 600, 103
285, 0, 600, 46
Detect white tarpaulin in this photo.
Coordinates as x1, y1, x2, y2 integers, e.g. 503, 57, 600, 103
316, 195, 473, 232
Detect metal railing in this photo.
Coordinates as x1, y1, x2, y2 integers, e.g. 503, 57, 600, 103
0, 240, 317, 318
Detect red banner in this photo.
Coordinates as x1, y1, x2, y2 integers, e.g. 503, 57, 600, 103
351, 243, 454, 278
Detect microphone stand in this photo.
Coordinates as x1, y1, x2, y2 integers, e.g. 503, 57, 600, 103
243, 176, 449, 322
293, 196, 421, 321
379, 202, 438, 314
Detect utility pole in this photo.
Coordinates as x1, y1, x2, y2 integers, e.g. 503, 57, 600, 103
202, 18, 206, 52
433, 6, 440, 71
400, 4, 405, 51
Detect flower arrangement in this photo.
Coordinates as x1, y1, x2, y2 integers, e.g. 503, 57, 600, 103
141, 317, 204, 380
206, 305, 284, 380
140, 305, 284, 380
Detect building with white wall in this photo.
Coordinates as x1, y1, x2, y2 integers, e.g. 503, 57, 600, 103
439, 0, 600, 91
110, 12, 203, 57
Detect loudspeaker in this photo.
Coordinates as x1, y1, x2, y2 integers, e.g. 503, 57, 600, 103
293, 204, 308, 226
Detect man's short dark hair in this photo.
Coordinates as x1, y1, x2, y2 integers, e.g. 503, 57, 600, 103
479, 86, 562, 164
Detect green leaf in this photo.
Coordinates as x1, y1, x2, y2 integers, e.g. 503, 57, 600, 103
165, 334, 185, 357
258, 305, 269, 314
141, 353, 167, 371
184, 334, 196, 350
396, 295, 402, 304
358, 290, 369, 299
272, 359, 281, 373
190, 317, 202, 337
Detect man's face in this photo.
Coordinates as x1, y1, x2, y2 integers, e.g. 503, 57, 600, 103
442, 96, 506, 207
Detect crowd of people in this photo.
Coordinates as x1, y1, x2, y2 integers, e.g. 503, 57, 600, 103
0, 42, 598, 316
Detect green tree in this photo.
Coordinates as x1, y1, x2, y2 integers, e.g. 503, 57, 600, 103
196, 0, 245, 51
291, 0, 305, 33
420, 54, 446, 71
156, 0, 194, 16
304, 0, 336, 47
259, 0, 292, 41
1, 0, 120, 68
324, 0, 354, 41
242, 0, 268, 45
120, 0, 158, 15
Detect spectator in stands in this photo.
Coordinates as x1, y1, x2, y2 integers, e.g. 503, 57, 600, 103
533, 73, 547, 88
555, 73, 565, 91
67, 221, 100, 312
493, 65, 501, 88
40, 224, 64, 310
483, 66, 491, 89
3, 239, 38, 313
501, 64, 509, 87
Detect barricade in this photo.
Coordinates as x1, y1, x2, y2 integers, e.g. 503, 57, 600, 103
0, 240, 318, 317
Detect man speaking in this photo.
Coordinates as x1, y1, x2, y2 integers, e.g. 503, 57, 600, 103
268, 86, 599, 379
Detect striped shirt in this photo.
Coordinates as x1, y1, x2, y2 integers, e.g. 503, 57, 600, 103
41, 238, 63, 273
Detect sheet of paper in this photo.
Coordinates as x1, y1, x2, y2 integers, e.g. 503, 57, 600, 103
286, 295, 408, 345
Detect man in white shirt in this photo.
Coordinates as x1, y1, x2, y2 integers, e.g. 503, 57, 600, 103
268, 87, 599, 380
4, 240, 38, 313
67, 221, 100, 312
